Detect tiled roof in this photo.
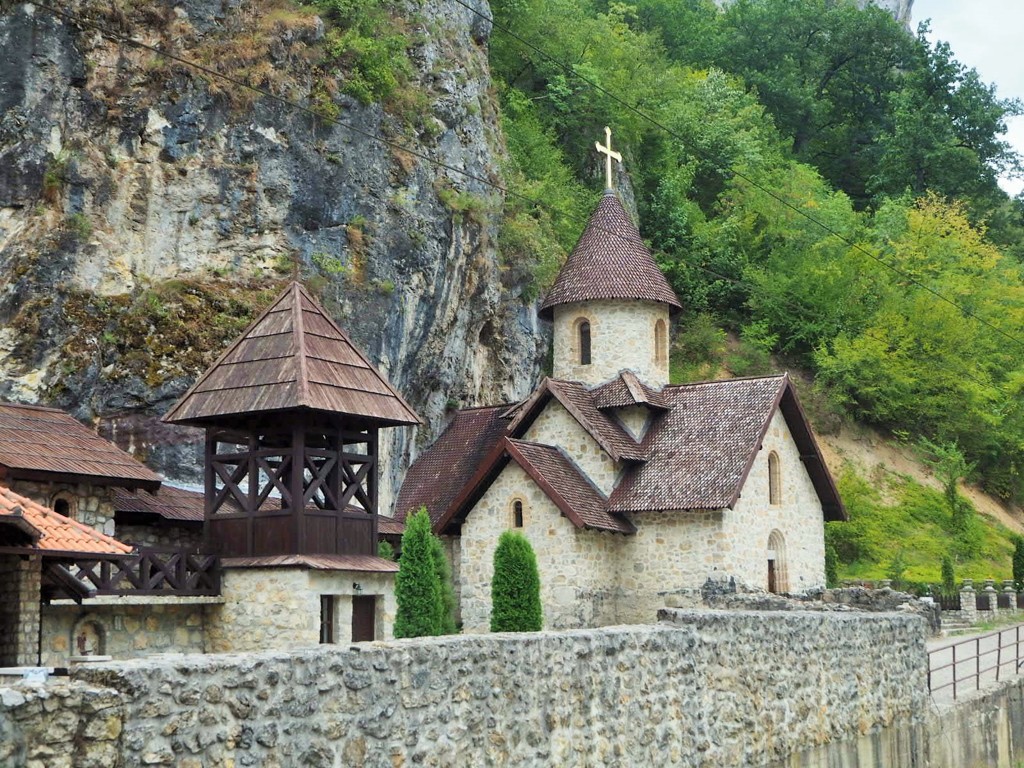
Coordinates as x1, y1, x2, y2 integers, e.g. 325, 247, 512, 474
509, 379, 646, 462
0, 485, 133, 555
591, 370, 669, 411
393, 405, 510, 526
164, 282, 421, 428
539, 191, 681, 318
378, 516, 405, 536
607, 375, 844, 519
112, 485, 205, 523
0, 403, 161, 488
507, 440, 634, 534
220, 554, 399, 572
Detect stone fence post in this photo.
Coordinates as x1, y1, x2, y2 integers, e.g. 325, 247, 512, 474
982, 579, 998, 616
960, 580, 977, 624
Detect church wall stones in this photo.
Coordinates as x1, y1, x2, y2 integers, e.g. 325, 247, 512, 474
0, 611, 928, 767
9, 480, 116, 537
204, 568, 396, 653
552, 300, 670, 387
0, 554, 41, 666
520, 401, 619, 496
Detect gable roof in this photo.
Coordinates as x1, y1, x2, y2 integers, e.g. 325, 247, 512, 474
591, 370, 670, 411
538, 191, 681, 319
0, 485, 133, 556
394, 405, 510, 526
608, 375, 844, 520
508, 378, 646, 462
0, 403, 161, 489
112, 484, 205, 523
163, 282, 421, 428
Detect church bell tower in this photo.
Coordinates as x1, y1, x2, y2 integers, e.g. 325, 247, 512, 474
539, 128, 681, 388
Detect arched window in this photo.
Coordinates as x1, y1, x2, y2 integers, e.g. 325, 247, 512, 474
577, 319, 592, 365
767, 530, 788, 594
511, 499, 524, 528
654, 318, 667, 365
51, 492, 76, 519
768, 451, 781, 506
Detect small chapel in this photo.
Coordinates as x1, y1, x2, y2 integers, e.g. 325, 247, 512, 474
395, 129, 846, 631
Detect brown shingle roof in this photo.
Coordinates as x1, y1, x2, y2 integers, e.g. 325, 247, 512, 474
507, 439, 634, 534
509, 379, 646, 462
539, 191, 681, 319
112, 485, 205, 523
0, 403, 161, 488
393, 405, 510, 525
163, 282, 421, 427
0, 485, 133, 556
219, 554, 399, 572
591, 370, 670, 411
377, 516, 404, 536
607, 375, 844, 520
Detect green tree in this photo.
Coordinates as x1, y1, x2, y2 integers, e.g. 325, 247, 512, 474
1014, 538, 1024, 589
377, 539, 395, 561
824, 539, 840, 589
394, 508, 443, 638
941, 554, 956, 596
917, 436, 976, 531
490, 531, 542, 632
429, 534, 458, 635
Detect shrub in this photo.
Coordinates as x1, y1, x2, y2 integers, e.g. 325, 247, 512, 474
394, 507, 443, 638
941, 554, 956, 596
429, 535, 457, 635
1014, 538, 1024, 589
824, 540, 839, 588
377, 540, 395, 560
490, 531, 542, 632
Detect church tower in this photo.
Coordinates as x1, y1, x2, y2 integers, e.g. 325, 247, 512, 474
539, 128, 681, 388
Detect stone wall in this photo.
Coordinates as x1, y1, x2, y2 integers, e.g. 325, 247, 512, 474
10, 480, 116, 537
115, 522, 203, 550
40, 598, 214, 666
0, 553, 41, 666
204, 567, 396, 653
552, 299, 670, 387
0, 610, 929, 767
520, 399, 620, 495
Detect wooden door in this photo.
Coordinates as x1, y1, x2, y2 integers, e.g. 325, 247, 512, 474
351, 595, 376, 642
768, 560, 777, 594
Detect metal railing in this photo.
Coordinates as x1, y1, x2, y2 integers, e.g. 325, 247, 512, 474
928, 624, 1024, 700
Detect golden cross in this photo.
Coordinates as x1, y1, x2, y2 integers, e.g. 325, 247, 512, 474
595, 126, 622, 190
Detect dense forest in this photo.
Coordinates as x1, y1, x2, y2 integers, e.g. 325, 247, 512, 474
485, 0, 1024, 583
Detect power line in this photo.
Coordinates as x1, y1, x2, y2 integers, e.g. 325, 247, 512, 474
34, 1, 1024, 358
446, 0, 1024, 354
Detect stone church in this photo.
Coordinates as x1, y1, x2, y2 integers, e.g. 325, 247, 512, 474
396, 136, 846, 631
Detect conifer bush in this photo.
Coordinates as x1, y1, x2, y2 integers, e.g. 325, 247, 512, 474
941, 555, 956, 596
430, 534, 458, 635
1013, 538, 1024, 589
490, 531, 542, 632
394, 507, 443, 638
377, 540, 395, 561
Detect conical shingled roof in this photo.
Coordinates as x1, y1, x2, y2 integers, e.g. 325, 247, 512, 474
539, 191, 681, 319
163, 282, 421, 427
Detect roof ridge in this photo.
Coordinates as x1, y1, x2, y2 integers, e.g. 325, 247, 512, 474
663, 372, 787, 391
0, 402, 65, 413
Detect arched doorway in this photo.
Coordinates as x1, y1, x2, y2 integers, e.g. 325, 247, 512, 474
767, 530, 788, 594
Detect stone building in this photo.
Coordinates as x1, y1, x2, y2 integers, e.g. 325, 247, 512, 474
396, 140, 846, 631
1, 283, 417, 666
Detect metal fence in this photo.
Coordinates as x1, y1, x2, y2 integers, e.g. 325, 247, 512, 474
928, 624, 1024, 700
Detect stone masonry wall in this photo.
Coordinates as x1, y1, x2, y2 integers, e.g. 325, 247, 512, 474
0, 610, 928, 768
723, 409, 826, 592
204, 568, 396, 653
0, 553, 41, 666
459, 462, 622, 632
115, 522, 204, 550
40, 599, 212, 666
552, 299, 670, 387
10, 480, 116, 537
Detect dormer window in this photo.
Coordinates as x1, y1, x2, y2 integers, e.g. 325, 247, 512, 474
768, 451, 781, 505
577, 319, 592, 365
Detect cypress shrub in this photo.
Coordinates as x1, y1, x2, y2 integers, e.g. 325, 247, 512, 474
394, 507, 443, 638
941, 554, 956, 596
1014, 538, 1024, 589
490, 531, 542, 632
429, 534, 458, 634
824, 540, 840, 589
378, 540, 395, 561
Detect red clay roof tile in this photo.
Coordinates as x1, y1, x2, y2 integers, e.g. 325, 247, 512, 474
0, 485, 132, 555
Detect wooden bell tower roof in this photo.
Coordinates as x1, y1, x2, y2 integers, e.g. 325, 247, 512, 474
163, 282, 421, 428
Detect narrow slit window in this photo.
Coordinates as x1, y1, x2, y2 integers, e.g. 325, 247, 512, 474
654, 319, 667, 365
768, 451, 781, 506
578, 320, 592, 365
512, 499, 524, 528
319, 595, 336, 644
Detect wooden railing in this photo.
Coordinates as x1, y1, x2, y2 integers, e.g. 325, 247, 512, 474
52, 548, 220, 598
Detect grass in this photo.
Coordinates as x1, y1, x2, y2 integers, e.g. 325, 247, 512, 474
828, 464, 1016, 589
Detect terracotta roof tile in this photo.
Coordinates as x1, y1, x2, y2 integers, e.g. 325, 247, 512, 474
507, 439, 634, 534
539, 191, 681, 318
0, 403, 161, 488
393, 405, 510, 525
608, 375, 788, 513
112, 485, 205, 523
0, 485, 132, 555
164, 282, 421, 427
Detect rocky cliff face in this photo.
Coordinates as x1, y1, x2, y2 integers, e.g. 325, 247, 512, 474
0, 0, 543, 511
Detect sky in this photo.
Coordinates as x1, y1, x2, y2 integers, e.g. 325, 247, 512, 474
914, 0, 1024, 196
